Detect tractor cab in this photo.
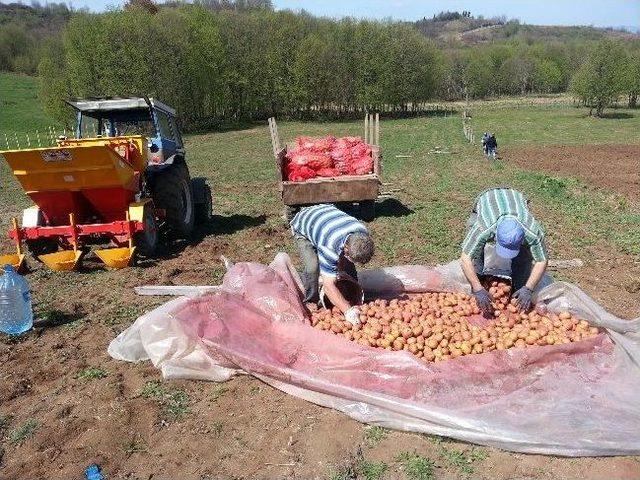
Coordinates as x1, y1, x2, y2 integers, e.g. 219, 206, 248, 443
66, 97, 184, 169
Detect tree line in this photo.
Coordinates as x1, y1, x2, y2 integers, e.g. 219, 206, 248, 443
0, 2, 70, 74
4, 3, 636, 129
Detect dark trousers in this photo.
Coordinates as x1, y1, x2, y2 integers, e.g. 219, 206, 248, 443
294, 235, 358, 304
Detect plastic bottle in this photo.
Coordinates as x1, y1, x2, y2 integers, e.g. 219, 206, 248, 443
0, 265, 33, 335
85, 464, 104, 480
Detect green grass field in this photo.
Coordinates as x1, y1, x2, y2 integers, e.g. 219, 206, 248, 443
0, 73, 60, 137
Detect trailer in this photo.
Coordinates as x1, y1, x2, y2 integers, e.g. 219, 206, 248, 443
268, 114, 382, 222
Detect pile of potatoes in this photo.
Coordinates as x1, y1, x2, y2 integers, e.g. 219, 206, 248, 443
310, 279, 600, 363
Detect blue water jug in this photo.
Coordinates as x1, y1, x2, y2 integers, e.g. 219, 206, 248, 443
85, 464, 104, 480
0, 264, 33, 335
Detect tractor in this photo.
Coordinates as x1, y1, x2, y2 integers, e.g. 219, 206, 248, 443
0, 97, 212, 271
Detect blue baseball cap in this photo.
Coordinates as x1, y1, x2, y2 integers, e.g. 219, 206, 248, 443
495, 217, 524, 259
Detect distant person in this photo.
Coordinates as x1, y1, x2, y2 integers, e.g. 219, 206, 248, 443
460, 188, 549, 316
290, 204, 375, 326
481, 132, 490, 155
486, 133, 497, 159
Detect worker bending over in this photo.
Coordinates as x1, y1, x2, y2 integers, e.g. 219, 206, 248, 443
460, 187, 548, 315
291, 203, 375, 325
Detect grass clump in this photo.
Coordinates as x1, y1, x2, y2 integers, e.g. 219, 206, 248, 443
123, 437, 147, 455
211, 384, 228, 402
364, 425, 389, 446
396, 451, 436, 480
141, 380, 189, 421
76, 367, 108, 380
9, 419, 39, 445
358, 460, 388, 480
211, 421, 224, 437
438, 446, 488, 475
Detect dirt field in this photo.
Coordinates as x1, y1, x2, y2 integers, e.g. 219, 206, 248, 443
504, 144, 640, 200
1, 113, 640, 479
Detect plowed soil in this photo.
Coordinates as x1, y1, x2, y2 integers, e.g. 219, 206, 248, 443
504, 144, 640, 200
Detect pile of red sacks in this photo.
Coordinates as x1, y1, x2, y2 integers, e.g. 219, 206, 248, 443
284, 136, 374, 182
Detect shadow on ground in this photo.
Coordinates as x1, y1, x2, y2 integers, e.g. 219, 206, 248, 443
32, 307, 85, 329
374, 198, 414, 218
137, 214, 267, 265
599, 112, 635, 120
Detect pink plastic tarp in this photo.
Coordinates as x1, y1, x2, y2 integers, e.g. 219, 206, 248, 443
108, 254, 640, 456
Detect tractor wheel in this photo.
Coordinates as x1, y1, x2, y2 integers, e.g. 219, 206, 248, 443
360, 200, 376, 222
192, 178, 213, 225
135, 207, 158, 257
151, 163, 195, 238
26, 238, 58, 259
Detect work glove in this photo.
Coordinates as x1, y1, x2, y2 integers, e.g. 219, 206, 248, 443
513, 286, 533, 312
344, 306, 361, 327
473, 288, 493, 316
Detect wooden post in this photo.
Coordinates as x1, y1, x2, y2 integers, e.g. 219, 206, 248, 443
375, 113, 380, 147
268, 117, 281, 158
364, 113, 369, 144
371, 113, 375, 145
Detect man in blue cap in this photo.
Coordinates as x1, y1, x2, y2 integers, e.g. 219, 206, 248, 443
460, 188, 549, 315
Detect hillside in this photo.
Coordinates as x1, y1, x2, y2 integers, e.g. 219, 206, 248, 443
0, 2, 70, 35
414, 15, 640, 45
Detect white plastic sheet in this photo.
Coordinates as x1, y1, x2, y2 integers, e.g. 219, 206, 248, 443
108, 253, 640, 456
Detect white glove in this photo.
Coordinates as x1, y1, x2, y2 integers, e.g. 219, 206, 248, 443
344, 306, 361, 326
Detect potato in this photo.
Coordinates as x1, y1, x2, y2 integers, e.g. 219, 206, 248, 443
312, 276, 598, 363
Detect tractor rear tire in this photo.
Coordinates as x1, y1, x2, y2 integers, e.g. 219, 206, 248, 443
151, 163, 195, 239
135, 207, 159, 257
26, 238, 58, 259
192, 178, 213, 225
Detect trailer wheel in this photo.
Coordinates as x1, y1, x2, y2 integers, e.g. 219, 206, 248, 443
283, 205, 298, 225
360, 200, 376, 222
135, 207, 158, 257
151, 163, 195, 238
26, 238, 58, 259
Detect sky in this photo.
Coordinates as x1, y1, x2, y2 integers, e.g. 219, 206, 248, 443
59, 0, 640, 29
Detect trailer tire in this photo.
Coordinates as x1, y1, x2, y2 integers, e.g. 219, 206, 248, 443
151, 163, 195, 238
283, 205, 298, 225
360, 200, 376, 222
135, 208, 158, 257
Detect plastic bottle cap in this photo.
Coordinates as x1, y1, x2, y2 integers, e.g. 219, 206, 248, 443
3, 265, 14, 273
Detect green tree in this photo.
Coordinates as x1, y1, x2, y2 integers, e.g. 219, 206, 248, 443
570, 39, 629, 116
293, 31, 336, 112
0, 21, 36, 73
533, 59, 563, 93
624, 50, 640, 108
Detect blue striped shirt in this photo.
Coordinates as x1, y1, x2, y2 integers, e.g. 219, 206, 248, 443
291, 204, 368, 277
